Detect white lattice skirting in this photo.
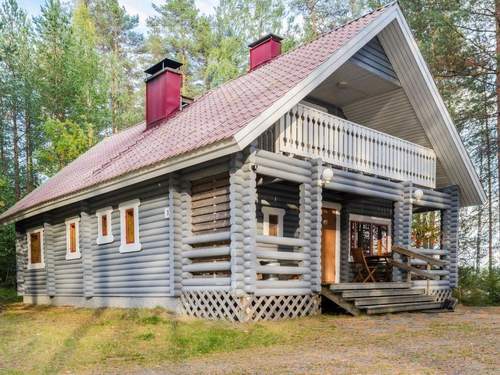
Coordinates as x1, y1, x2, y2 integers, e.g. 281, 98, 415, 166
428, 288, 452, 302
180, 291, 321, 322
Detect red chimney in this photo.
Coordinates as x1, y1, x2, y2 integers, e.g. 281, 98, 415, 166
248, 33, 283, 71
144, 58, 183, 128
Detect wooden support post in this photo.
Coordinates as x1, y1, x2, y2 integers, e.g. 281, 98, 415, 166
393, 182, 413, 282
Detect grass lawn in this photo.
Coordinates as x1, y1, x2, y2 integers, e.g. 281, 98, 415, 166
0, 288, 499, 374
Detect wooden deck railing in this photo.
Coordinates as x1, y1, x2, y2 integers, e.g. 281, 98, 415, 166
390, 245, 449, 293
276, 104, 437, 188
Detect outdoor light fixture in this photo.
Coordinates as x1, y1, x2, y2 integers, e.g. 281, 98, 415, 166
322, 167, 334, 184
336, 81, 349, 89
414, 189, 424, 202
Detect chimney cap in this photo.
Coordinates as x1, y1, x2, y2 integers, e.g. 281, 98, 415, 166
145, 57, 182, 76
248, 33, 283, 48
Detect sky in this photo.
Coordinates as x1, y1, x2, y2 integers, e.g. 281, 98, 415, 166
19, 0, 219, 31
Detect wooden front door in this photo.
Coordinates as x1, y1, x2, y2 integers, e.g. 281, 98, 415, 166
321, 207, 337, 284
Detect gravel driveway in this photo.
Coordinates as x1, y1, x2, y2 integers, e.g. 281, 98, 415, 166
128, 306, 499, 375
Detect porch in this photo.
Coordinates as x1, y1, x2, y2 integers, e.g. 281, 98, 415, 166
176, 145, 458, 320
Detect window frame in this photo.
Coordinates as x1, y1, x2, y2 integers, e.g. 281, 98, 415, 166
119, 199, 141, 253
96, 207, 114, 245
65, 217, 81, 260
348, 214, 392, 260
262, 206, 286, 237
27, 227, 45, 270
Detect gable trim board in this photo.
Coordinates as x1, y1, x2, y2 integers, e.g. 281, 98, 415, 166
378, 14, 485, 206
0, 3, 484, 225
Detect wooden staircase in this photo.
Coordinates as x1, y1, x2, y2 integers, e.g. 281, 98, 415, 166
321, 282, 443, 316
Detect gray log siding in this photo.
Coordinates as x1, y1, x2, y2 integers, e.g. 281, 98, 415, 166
52, 220, 84, 296
169, 175, 182, 296
180, 179, 193, 289
299, 180, 312, 291
15, 231, 26, 295
81, 211, 93, 297
242, 154, 257, 294
90, 193, 171, 297
13, 138, 462, 308
45, 221, 56, 296
339, 208, 351, 283
230, 152, 247, 296
441, 185, 459, 288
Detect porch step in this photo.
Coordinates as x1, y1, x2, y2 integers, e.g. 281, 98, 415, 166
322, 283, 444, 316
364, 302, 443, 315
354, 294, 435, 307
342, 288, 425, 300
329, 282, 411, 291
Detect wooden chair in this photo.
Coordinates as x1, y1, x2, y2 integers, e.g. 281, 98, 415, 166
351, 248, 377, 283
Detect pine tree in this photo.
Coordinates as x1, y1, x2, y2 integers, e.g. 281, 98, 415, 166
88, 0, 144, 133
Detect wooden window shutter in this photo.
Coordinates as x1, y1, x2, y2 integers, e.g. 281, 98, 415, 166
101, 215, 108, 236
30, 232, 41, 264
125, 208, 135, 244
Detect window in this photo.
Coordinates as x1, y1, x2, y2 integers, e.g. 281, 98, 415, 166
27, 228, 44, 270
349, 214, 391, 258
96, 207, 114, 245
65, 217, 81, 260
262, 207, 285, 237
119, 199, 141, 253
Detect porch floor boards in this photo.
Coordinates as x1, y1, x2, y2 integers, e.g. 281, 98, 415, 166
329, 282, 411, 290
322, 283, 444, 316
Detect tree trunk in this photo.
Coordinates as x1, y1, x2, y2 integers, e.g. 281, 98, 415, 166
475, 143, 484, 272
0, 121, 6, 175
483, 119, 493, 273
25, 111, 34, 192
496, 0, 500, 243
12, 107, 20, 200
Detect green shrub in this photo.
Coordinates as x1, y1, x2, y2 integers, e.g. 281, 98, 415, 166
455, 267, 500, 306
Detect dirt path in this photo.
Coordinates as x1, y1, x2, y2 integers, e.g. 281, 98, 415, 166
129, 306, 499, 375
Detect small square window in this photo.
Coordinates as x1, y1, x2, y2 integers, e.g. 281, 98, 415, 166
65, 217, 81, 260
27, 228, 45, 270
262, 207, 285, 237
119, 200, 141, 253
96, 207, 114, 245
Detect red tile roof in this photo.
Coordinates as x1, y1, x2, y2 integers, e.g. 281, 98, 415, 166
1, 4, 392, 222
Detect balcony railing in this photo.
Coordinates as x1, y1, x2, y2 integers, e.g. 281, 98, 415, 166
275, 104, 436, 188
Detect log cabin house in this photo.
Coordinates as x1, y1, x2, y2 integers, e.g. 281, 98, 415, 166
0, 3, 485, 320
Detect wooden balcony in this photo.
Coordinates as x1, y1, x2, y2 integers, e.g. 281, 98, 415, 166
273, 104, 436, 188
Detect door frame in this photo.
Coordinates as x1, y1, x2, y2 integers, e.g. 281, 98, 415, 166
322, 202, 342, 283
